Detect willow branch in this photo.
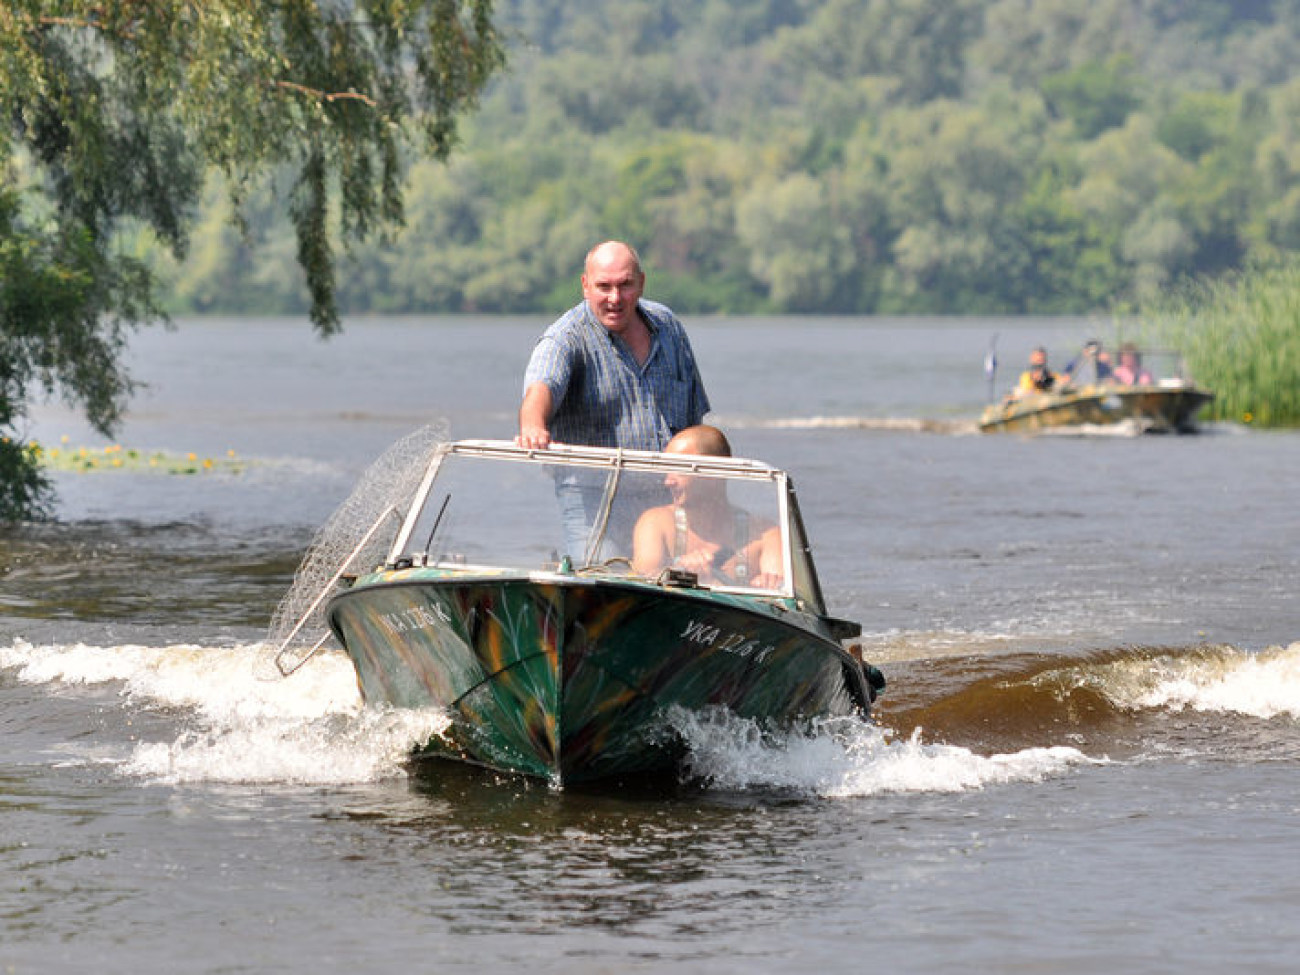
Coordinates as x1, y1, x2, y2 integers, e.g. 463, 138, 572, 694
272, 79, 378, 108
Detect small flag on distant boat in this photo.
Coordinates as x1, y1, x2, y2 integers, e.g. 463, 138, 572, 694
984, 334, 998, 401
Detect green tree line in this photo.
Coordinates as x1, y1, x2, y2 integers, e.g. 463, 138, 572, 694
155, 0, 1300, 317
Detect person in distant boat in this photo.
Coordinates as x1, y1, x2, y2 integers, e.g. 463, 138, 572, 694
1060, 339, 1115, 386
516, 240, 710, 451
632, 425, 784, 589
1095, 346, 1115, 381
1113, 343, 1154, 385
1013, 347, 1061, 397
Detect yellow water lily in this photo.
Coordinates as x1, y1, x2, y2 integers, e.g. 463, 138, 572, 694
34, 442, 249, 476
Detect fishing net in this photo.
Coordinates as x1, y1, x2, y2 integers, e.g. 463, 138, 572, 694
265, 422, 448, 674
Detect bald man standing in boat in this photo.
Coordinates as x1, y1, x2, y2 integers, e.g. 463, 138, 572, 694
517, 240, 710, 451
517, 240, 711, 561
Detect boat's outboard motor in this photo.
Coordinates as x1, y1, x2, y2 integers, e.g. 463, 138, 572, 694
861, 662, 886, 702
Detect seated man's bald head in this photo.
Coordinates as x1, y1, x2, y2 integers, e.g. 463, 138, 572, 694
664, 425, 731, 457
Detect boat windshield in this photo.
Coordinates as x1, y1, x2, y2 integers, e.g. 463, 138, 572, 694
389, 442, 819, 600
1130, 349, 1196, 387
1067, 346, 1196, 387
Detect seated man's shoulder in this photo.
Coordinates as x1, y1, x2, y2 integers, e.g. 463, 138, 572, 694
631, 504, 676, 574
635, 503, 674, 531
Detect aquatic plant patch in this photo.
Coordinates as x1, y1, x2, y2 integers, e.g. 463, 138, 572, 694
27, 441, 247, 475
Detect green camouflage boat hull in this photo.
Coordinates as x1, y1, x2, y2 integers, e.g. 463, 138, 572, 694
328, 567, 872, 785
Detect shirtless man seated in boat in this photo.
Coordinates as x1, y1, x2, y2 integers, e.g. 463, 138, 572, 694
631, 425, 784, 589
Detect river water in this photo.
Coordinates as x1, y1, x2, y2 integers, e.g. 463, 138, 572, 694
3, 316, 1299, 973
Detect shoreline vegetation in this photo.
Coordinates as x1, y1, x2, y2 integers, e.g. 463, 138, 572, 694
144, 1, 1300, 321
1140, 261, 1300, 428
1, 0, 502, 521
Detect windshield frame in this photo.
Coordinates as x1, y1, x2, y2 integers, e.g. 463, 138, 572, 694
387, 440, 826, 606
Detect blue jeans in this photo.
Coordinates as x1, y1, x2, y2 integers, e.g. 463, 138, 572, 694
554, 473, 667, 565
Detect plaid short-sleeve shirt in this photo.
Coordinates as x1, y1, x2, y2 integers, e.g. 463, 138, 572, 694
523, 300, 711, 450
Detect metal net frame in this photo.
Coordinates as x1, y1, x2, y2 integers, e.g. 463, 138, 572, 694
265, 422, 448, 674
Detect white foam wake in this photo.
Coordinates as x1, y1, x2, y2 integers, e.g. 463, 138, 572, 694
2, 638, 448, 785
123, 707, 449, 786
752, 415, 979, 435
1099, 642, 1300, 720
670, 710, 1094, 797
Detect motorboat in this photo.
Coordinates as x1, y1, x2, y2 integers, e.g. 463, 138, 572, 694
980, 348, 1214, 434
273, 438, 882, 787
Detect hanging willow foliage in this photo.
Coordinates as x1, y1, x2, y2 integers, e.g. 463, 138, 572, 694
0, 1, 504, 517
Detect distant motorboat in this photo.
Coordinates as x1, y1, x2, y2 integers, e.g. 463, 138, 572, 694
980, 348, 1215, 434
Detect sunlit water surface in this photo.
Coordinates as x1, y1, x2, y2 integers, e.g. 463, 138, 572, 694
3, 317, 1299, 973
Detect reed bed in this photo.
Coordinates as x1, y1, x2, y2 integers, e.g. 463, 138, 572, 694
1139, 262, 1300, 427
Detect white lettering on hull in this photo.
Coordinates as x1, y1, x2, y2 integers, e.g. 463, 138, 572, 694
680, 617, 776, 664
377, 601, 451, 636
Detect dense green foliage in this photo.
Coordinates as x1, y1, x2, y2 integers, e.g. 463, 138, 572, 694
1, 1, 503, 518
1143, 261, 1300, 427
1, 180, 155, 518
156, 0, 1300, 318
7, 1, 1300, 519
